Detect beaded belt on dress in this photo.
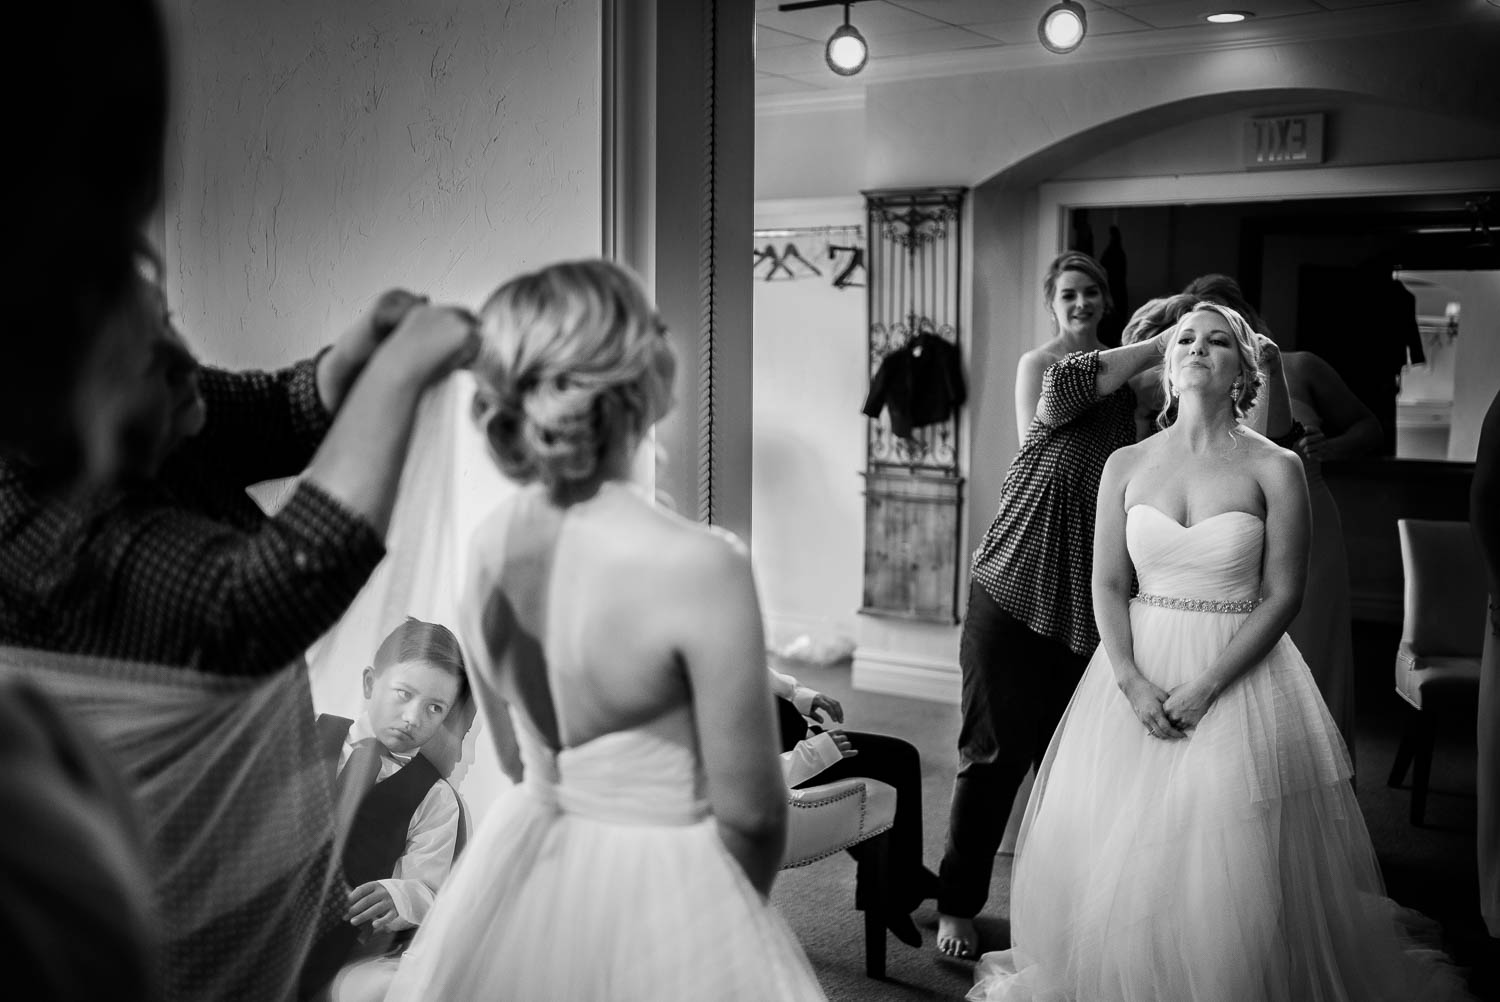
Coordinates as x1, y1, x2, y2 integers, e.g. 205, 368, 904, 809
1134, 592, 1259, 614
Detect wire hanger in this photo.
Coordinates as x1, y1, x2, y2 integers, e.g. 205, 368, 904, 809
779, 242, 822, 277
755, 243, 789, 280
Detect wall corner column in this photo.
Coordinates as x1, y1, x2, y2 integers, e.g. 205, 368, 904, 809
608, 0, 754, 541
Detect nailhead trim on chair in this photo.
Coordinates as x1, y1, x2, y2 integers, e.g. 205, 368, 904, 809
783, 785, 895, 867
1394, 647, 1420, 709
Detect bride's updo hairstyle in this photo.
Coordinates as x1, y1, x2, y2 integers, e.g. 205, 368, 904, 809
1156, 301, 1264, 431
1119, 293, 1197, 346
473, 259, 675, 489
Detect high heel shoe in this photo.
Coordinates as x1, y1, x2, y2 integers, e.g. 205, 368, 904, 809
884, 910, 922, 948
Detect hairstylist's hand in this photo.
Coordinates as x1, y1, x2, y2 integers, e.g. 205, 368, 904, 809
1150, 323, 1176, 357
1255, 334, 1283, 376
1297, 427, 1327, 462
318, 289, 430, 411
370, 304, 480, 390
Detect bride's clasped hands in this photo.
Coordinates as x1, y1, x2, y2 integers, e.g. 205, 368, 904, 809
1117, 671, 1186, 740
1161, 676, 1218, 733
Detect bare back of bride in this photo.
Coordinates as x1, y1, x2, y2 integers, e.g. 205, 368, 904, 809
384, 260, 826, 1002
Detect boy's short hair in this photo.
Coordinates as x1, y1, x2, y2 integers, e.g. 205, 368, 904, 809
371, 617, 467, 696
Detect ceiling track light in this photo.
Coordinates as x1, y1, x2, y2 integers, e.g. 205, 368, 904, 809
1038, 1, 1087, 55
826, 4, 869, 76
779, 0, 870, 77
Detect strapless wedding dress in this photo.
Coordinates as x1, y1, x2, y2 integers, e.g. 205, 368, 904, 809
970, 504, 1470, 1001
385, 703, 827, 1001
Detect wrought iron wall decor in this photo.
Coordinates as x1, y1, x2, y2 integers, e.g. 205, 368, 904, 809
860, 187, 967, 623
866, 188, 965, 471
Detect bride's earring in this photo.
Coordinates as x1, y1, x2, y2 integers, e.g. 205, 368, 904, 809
1229, 375, 1244, 400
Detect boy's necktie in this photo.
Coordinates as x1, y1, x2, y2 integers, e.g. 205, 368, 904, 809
334, 738, 385, 833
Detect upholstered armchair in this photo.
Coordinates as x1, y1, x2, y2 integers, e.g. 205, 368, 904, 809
1387, 518, 1487, 825
781, 776, 897, 978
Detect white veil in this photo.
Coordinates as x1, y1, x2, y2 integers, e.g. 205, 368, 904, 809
0, 372, 517, 1001
304, 370, 517, 816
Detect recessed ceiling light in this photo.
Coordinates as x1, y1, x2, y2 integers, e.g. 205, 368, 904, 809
1205, 11, 1253, 23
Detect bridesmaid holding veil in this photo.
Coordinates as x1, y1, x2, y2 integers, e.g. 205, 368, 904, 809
386, 260, 826, 1001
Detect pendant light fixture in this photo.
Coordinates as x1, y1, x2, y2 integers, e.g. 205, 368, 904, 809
779, 0, 870, 77
1038, 0, 1088, 54
825, 4, 869, 76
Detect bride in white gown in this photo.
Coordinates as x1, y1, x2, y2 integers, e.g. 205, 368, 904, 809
385, 260, 826, 1001
970, 302, 1470, 1002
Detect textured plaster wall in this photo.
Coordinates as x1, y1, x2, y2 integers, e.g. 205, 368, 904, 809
162, 0, 601, 369
157, 0, 603, 816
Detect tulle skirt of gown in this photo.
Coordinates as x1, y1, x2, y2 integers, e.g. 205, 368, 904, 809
971, 507, 1469, 1002
385, 709, 826, 1002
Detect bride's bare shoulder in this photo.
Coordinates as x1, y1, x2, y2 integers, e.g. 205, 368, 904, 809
1236, 426, 1301, 467
1106, 435, 1159, 471
1234, 429, 1305, 495
650, 507, 749, 571
604, 490, 749, 573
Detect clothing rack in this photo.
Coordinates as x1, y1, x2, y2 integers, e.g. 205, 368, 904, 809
752, 224, 864, 240
752, 225, 867, 287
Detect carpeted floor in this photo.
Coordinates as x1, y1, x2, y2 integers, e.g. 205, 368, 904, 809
768, 619, 1497, 1001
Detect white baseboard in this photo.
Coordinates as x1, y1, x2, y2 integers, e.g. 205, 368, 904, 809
852, 649, 960, 705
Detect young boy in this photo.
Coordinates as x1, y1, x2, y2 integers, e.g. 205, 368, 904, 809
301, 617, 468, 1001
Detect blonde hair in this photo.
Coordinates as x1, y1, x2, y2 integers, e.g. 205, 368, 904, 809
1156, 301, 1264, 431
1181, 273, 1271, 336
1120, 293, 1198, 345
473, 259, 675, 489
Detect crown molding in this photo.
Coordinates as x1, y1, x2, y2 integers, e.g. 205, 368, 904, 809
755, 88, 865, 117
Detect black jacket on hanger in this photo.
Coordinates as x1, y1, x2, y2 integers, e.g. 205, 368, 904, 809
861, 333, 967, 438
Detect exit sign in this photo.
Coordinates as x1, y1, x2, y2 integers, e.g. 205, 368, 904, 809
1243, 113, 1326, 168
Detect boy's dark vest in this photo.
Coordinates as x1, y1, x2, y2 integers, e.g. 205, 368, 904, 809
298, 714, 456, 999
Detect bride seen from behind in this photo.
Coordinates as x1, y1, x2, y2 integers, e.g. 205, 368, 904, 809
970, 302, 1472, 1001
385, 259, 827, 1001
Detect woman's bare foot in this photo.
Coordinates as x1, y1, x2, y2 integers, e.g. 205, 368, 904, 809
936, 914, 977, 958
